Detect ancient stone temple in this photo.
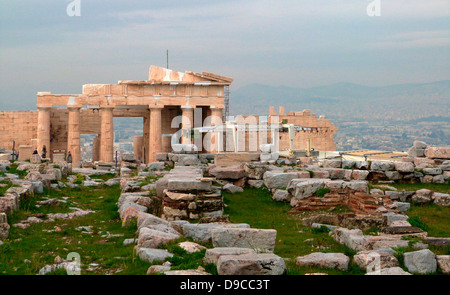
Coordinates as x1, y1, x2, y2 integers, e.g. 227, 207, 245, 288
0, 66, 340, 167
0, 66, 233, 166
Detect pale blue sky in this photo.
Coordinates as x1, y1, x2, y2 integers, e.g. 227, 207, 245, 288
0, 0, 449, 109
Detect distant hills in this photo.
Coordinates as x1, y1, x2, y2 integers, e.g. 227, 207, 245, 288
229, 80, 450, 121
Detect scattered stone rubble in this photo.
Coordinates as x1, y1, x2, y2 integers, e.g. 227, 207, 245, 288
1, 140, 449, 275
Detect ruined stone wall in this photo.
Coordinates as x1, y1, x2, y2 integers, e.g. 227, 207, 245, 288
234, 108, 338, 152
49, 108, 102, 156
0, 111, 37, 150
275, 110, 338, 151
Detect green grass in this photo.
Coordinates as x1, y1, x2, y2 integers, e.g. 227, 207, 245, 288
0, 181, 12, 196
0, 184, 152, 275
316, 188, 331, 198
88, 173, 117, 181
223, 187, 365, 275
389, 183, 450, 194
5, 164, 28, 179
406, 203, 450, 238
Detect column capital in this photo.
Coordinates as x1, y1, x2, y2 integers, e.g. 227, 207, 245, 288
149, 105, 164, 110
210, 105, 225, 110
36, 104, 52, 110
99, 105, 115, 109
67, 105, 82, 110
181, 105, 194, 109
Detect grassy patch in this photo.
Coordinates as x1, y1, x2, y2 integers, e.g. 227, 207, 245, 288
0, 181, 12, 196
406, 204, 449, 237
223, 187, 362, 274
407, 216, 429, 232
389, 183, 450, 194
88, 173, 117, 181
6, 164, 28, 179
315, 188, 331, 198
0, 184, 152, 275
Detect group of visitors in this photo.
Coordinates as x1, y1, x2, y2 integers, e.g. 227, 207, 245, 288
30, 145, 73, 163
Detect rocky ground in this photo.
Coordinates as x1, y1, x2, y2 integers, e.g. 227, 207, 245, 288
0, 146, 449, 275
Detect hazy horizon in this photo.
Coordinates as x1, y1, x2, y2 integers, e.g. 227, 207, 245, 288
1, 0, 449, 110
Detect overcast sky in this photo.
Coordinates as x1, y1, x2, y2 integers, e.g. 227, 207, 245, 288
0, 0, 449, 109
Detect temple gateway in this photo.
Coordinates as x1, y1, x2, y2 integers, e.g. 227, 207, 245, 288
0, 66, 338, 166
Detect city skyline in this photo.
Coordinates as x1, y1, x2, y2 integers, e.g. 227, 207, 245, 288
1, 0, 449, 110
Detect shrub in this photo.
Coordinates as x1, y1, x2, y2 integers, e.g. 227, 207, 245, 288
311, 225, 331, 234
73, 174, 86, 184
315, 188, 331, 198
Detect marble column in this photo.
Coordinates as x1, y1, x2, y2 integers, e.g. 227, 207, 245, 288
181, 105, 194, 145
37, 105, 51, 159
143, 114, 150, 163
210, 106, 223, 153
67, 106, 81, 167
134, 136, 144, 162
148, 105, 163, 163
92, 135, 100, 162
100, 106, 114, 163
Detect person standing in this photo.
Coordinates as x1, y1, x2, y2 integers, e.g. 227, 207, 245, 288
67, 151, 73, 164
42, 145, 47, 159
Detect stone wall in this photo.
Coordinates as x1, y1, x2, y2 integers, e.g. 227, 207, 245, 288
235, 107, 338, 152
0, 111, 37, 150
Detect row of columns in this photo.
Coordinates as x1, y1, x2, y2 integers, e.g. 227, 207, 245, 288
36, 104, 223, 166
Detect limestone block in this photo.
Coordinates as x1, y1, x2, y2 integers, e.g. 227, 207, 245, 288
424, 147, 450, 159
217, 253, 286, 275
0, 222, 11, 239
408, 147, 425, 158
211, 228, 277, 252
292, 179, 325, 200
342, 181, 369, 193
326, 168, 346, 180
167, 178, 212, 192
436, 255, 450, 274
272, 189, 291, 202
404, 249, 437, 274
148, 162, 165, 171
209, 166, 245, 180
323, 159, 341, 168
370, 161, 395, 171
18, 145, 32, 161
0, 194, 18, 214
214, 153, 252, 167
433, 192, 450, 207
411, 189, 433, 204
393, 201, 411, 212
182, 223, 250, 243
366, 267, 411, 275
355, 161, 369, 170
263, 171, 299, 189
203, 247, 256, 265
354, 250, 399, 272
223, 183, 243, 194
394, 162, 415, 173
351, 170, 370, 180
311, 170, 330, 179
296, 252, 350, 271
137, 227, 180, 248
137, 248, 173, 264
248, 180, 264, 188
